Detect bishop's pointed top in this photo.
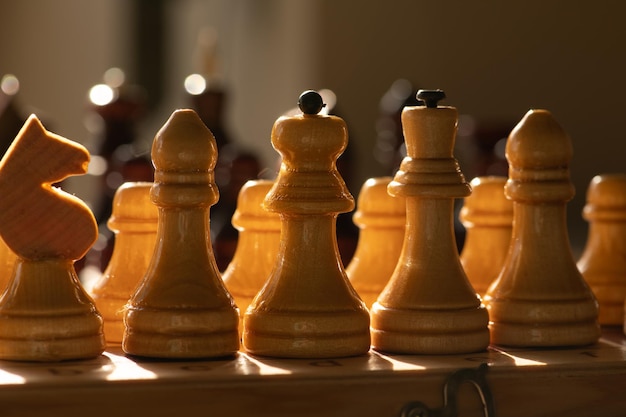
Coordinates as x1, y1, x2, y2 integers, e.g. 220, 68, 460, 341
152, 109, 217, 172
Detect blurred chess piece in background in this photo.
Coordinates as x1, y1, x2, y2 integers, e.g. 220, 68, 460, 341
373, 79, 420, 176
0, 74, 27, 157
577, 174, 626, 326
82, 68, 153, 276
184, 27, 261, 271
85, 67, 152, 223
459, 176, 513, 297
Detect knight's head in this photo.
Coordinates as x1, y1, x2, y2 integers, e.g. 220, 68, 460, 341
0, 115, 90, 185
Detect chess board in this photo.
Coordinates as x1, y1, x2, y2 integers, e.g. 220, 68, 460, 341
0, 329, 623, 417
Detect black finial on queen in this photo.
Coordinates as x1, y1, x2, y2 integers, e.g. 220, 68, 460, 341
417, 89, 446, 108
298, 90, 326, 115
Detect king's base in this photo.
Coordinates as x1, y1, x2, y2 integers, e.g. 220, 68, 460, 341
487, 297, 601, 347
370, 303, 490, 355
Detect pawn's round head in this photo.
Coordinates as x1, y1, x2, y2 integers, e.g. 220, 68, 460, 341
586, 174, 626, 210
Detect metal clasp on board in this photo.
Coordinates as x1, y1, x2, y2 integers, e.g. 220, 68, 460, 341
399, 363, 495, 417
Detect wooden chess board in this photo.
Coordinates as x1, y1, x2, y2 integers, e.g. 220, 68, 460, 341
0, 329, 623, 417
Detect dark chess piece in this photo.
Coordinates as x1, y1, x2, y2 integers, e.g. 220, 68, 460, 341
84, 68, 153, 273
184, 27, 261, 271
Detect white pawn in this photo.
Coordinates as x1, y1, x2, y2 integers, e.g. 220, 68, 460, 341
222, 179, 281, 321
459, 176, 512, 297
484, 109, 600, 347
577, 174, 626, 326
346, 177, 405, 308
90, 182, 158, 343
123, 109, 239, 359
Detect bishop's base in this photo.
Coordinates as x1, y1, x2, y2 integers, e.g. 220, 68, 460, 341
487, 297, 601, 347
